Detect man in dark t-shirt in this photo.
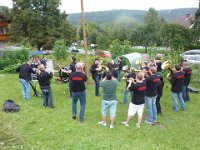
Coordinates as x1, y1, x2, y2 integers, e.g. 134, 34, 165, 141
16, 58, 34, 100
145, 66, 160, 124
122, 72, 146, 128
171, 65, 186, 112
181, 60, 192, 102
123, 68, 136, 104
70, 62, 87, 123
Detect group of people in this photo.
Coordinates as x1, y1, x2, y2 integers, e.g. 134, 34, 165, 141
16, 55, 192, 128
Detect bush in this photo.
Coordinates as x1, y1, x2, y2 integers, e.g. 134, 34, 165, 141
3, 64, 20, 73
53, 40, 67, 60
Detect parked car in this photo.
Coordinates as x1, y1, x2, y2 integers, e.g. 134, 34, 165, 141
181, 49, 200, 59
95, 50, 112, 58
185, 55, 200, 64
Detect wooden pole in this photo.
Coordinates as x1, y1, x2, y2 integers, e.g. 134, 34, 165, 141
80, 0, 89, 81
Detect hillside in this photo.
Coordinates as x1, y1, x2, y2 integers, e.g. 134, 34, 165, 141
68, 8, 197, 26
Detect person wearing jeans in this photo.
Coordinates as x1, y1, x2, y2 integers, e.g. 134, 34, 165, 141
72, 91, 86, 121
98, 71, 119, 129
90, 58, 101, 96
171, 65, 186, 112
181, 60, 192, 102
19, 79, 30, 99
16, 58, 34, 100
37, 64, 54, 108
145, 66, 160, 124
70, 62, 87, 123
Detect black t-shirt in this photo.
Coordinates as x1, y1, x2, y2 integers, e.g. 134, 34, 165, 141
171, 71, 184, 93
129, 82, 146, 105
90, 64, 98, 77
156, 62, 162, 72
125, 73, 136, 87
145, 74, 160, 97
70, 72, 87, 92
37, 71, 53, 89
118, 61, 123, 71
69, 62, 76, 73
182, 67, 192, 86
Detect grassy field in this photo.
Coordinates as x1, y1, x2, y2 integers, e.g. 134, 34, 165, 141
0, 70, 200, 149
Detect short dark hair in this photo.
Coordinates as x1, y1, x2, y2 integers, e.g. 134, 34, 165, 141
72, 56, 76, 62
106, 71, 112, 80
175, 64, 181, 71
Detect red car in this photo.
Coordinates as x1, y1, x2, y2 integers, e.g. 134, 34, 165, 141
95, 50, 112, 58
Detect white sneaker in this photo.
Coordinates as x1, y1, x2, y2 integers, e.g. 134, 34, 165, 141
122, 121, 129, 127
98, 121, 106, 126
110, 124, 114, 129
136, 123, 141, 128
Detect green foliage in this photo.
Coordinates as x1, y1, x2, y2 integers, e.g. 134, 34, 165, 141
10, 0, 76, 49
159, 23, 189, 50
53, 39, 67, 60
109, 39, 132, 58
3, 64, 20, 73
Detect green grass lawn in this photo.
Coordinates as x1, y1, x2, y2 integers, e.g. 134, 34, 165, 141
0, 73, 200, 150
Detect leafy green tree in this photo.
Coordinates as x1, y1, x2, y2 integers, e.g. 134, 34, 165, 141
10, 0, 76, 49
109, 39, 132, 58
159, 23, 189, 50
53, 39, 66, 60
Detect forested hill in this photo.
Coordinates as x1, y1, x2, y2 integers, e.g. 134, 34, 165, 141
68, 8, 197, 26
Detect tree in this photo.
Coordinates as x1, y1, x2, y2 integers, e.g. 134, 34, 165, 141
9, 0, 76, 49
159, 23, 189, 50
53, 39, 66, 60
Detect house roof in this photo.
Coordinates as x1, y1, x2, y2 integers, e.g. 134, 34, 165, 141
175, 14, 195, 29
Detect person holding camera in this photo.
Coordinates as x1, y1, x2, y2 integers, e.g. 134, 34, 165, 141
37, 64, 54, 108
98, 71, 119, 129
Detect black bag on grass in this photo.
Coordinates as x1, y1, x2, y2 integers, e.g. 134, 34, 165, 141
3, 99, 19, 112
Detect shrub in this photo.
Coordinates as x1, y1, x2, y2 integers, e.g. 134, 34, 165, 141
3, 64, 21, 73
53, 40, 67, 60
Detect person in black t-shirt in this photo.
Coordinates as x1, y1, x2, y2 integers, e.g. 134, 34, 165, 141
61, 56, 76, 96
116, 57, 123, 82
171, 65, 186, 112
156, 76, 164, 114
145, 66, 160, 125
181, 60, 192, 102
122, 72, 146, 128
70, 62, 87, 123
90, 58, 101, 96
142, 61, 149, 78
123, 67, 136, 104
16, 58, 35, 100
37, 64, 54, 108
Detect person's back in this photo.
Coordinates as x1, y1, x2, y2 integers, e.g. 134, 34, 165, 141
100, 79, 118, 101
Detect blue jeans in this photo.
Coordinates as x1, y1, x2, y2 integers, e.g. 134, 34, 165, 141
145, 96, 157, 122
94, 75, 100, 96
117, 70, 122, 82
172, 92, 186, 112
72, 91, 86, 121
19, 79, 30, 100
123, 88, 133, 104
182, 86, 190, 102
41, 87, 54, 108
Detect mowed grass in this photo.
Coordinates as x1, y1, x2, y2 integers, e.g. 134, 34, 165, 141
0, 73, 200, 150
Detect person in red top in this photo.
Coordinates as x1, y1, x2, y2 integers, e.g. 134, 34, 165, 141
70, 62, 87, 123
181, 60, 192, 102
171, 65, 186, 112
122, 72, 146, 128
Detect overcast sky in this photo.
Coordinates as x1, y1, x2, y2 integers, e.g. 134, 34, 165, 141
0, 0, 199, 13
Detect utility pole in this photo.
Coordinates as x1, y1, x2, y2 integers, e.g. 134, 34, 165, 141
80, 0, 89, 81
